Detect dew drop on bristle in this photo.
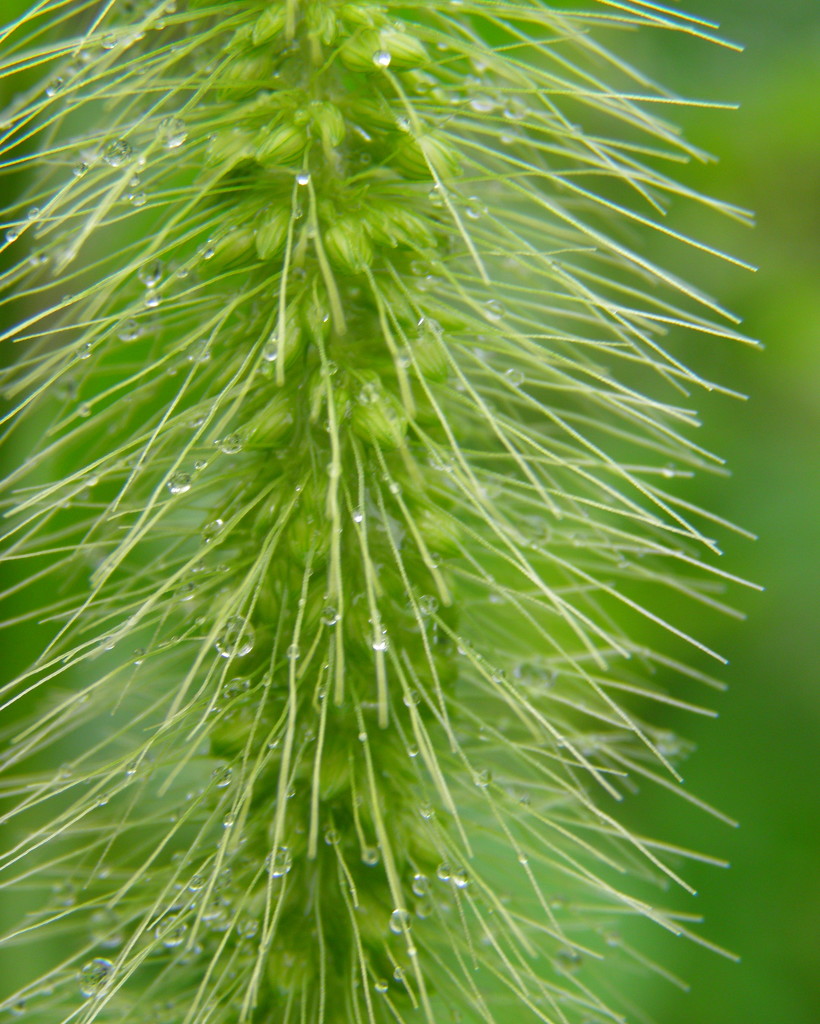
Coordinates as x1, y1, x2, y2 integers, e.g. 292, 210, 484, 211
167, 472, 191, 495
211, 765, 232, 789
78, 958, 112, 998
362, 845, 379, 866
118, 318, 141, 342
159, 116, 188, 149
215, 617, 254, 658
412, 873, 429, 897
267, 846, 292, 878
321, 605, 340, 627
202, 518, 224, 543
217, 434, 243, 455
104, 139, 133, 167
389, 908, 410, 934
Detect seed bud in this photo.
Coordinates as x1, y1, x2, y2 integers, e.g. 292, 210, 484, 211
256, 207, 291, 260
252, 7, 287, 46
351, 372, 408, 449
256, 123, 308, 166
324, 217, 374, 274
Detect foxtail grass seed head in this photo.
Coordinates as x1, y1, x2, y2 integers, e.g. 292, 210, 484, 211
0, 2, 755, 1022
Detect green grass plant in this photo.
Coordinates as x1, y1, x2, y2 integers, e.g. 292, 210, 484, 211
0, 2, 756, 1022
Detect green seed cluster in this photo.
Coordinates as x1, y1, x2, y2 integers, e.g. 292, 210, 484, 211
0, 2, 752, 1022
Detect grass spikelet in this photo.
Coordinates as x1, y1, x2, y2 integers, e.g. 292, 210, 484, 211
0, 2, 755, 1021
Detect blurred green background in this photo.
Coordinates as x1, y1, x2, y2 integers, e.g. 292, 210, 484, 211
615, 3, 820, 1023
1, 2, 817, 1023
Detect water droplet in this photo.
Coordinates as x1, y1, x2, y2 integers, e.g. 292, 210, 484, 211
372, 50, 391, 68
156, 915, 187, 948
407, 743, 419, 758
296, 171, 311, 186
286, 643, 300, 661
216, 433, 243, 455
503, 99, 527, 121
411, 873, 429, 897
144, 289, 161, 309
202, 518, 224, 543
555, 947, 582, 973
167, 472, 191, 495
78, 958, 112, 998
262, 338, 279, 362
402, 690, 419, 708
118, 318, 141, 342
436, 862, 451, 882
321, 605, 339, 627
504, 367, 524, 387
215, 617, 254, 658
418, 594, 438, 616
473, 767, 491, 788
351, 507, 364, 523
222, 677, 250, 700
482, 299, 505, 322
104, 139, 133, 167
46, 76, 65, 97
389, 908, 410, 934
139, 260, 163, 289
130, 190, 147, 207
237, 916, 259, 938
469, 96, 495, 114
211, 765, 232, 788
371, 630, 389, 652
451, 866, 469, 889
362, 845, 379, 866
133, 648, 146, 666
159, 116, 188, 149
374, 979, 388, 993
267, 846, 292, 877
324, 827, 339, 845
189, 874, 206, 892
